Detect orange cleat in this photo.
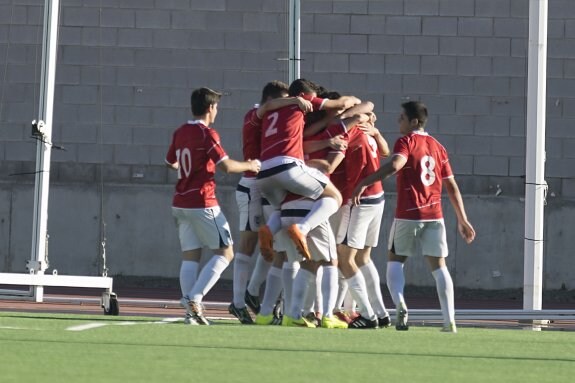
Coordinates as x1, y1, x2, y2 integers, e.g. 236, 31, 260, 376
287, 224, 311, 260
258, 225, 275, 262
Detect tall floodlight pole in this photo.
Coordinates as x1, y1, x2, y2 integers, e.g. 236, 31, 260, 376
30, 0, 60, 302
288, 0, 301, 83
523, 0, 548, 311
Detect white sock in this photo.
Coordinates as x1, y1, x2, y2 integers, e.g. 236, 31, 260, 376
386, 261, 406, 309
299, 197, 339, 234
259, 266, 283, 316
302, 270, 317, 315
246, 254, 271, 296
360, 261, 389, 318
321, 265, 338, 317
233, 252, 252, 308
282, 261, 300, 316
343, 290, 356, 313
289, 268, 315, 319
334, 272, 348, 311
179, 261, 199, 298
432, 266, 455, 325
314, 267, 324, 316
346, 272, 376, 320
267, 210, 281, 234
189, 256, 230, 303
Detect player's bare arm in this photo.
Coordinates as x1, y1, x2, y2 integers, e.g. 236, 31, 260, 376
303, 135, 347, 154
218, 158, 261, 174
256, 96, 312, 118
339, 101, 374, 119
322, 95, 361, 112
166, 161, 179, 170
444, 177, 476, 244
358, 120, 390, 157
352, 154, 407, 205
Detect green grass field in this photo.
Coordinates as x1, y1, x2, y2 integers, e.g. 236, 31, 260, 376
1, 312, 574, 383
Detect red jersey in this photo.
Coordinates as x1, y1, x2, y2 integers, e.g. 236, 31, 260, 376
304, 120, 348, 163
393, 131, 452, 220
242, 106, 262, 178
165, 120, 229, 209
344, 129, 383, 202
260, 96, 326, 162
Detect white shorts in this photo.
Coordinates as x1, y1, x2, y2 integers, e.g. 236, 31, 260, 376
236, 176, 263, 232
329, 206, 345, 237
388, 219, 448, 258
336, 195, 385, 249
261, 199, 288, 253
280, 199, 337, 263
172, 206, 233, 251
257, 160, 329, 209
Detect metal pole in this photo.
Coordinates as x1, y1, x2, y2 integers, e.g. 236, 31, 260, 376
31, 0, 60, 302
523, 0, 547, 311
288, 0, 300, 83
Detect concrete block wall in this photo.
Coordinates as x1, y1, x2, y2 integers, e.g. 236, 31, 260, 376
0, 0, 574, 290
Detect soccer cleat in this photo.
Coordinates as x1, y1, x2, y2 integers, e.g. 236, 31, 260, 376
395, 307, 409, 331
304, 312, 321, 327
333, 310, 359, 324
378, 315, 392, 328
228, 303, 254, 324
321, 315, 348, 329
255, 313, 276, 325
282, 315, 316, 328
244, 290, 261, 314
348, 315, 379, 329
189, 300, 210, 325
286, 224, 311, 260
258, 225, 275, 261
183, 313, 199, 325
441, 322, 457, 333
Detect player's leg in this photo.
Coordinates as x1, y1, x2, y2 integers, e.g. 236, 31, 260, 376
231, 179, 262, 321
357, 247, 390, 328
422, 220, 455, 332
386, 219, 418, 330
186, 207, 234, 325
255, 251, 285, 325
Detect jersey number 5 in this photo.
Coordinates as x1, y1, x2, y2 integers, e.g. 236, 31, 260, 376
176, 148, 192, 179
420, 155, 436, 186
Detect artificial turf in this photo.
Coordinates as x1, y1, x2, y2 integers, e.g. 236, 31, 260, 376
1, 312, 574, 383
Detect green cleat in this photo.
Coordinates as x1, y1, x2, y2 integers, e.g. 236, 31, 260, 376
321, 315, 348, 329
282, 315, 316, 328
255, 313, 276, 325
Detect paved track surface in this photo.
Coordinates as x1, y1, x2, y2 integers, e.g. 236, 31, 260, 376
1, 284, 573, 330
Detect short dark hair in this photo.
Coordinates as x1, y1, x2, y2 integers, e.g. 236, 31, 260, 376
401, 101, 428, 128
260, 81, 289, 104
191, 87, 222, 116
288, 78, 318, 97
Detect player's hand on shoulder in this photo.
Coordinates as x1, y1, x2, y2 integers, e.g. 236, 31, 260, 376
329, 135, 347, 151
296, 97, 313, 113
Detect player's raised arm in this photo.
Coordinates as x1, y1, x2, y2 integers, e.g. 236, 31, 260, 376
256, 96, 312, 118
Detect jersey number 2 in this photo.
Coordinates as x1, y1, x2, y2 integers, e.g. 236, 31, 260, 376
264, 112, 279, 137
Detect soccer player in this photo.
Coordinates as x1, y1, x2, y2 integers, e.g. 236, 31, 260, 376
256, 79, 361, 261
166, 87, 261, 325
352, 101, 476, 332
230, 81, 312, 324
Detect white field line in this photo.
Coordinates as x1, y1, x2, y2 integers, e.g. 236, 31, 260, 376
65, 316, 233, 331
